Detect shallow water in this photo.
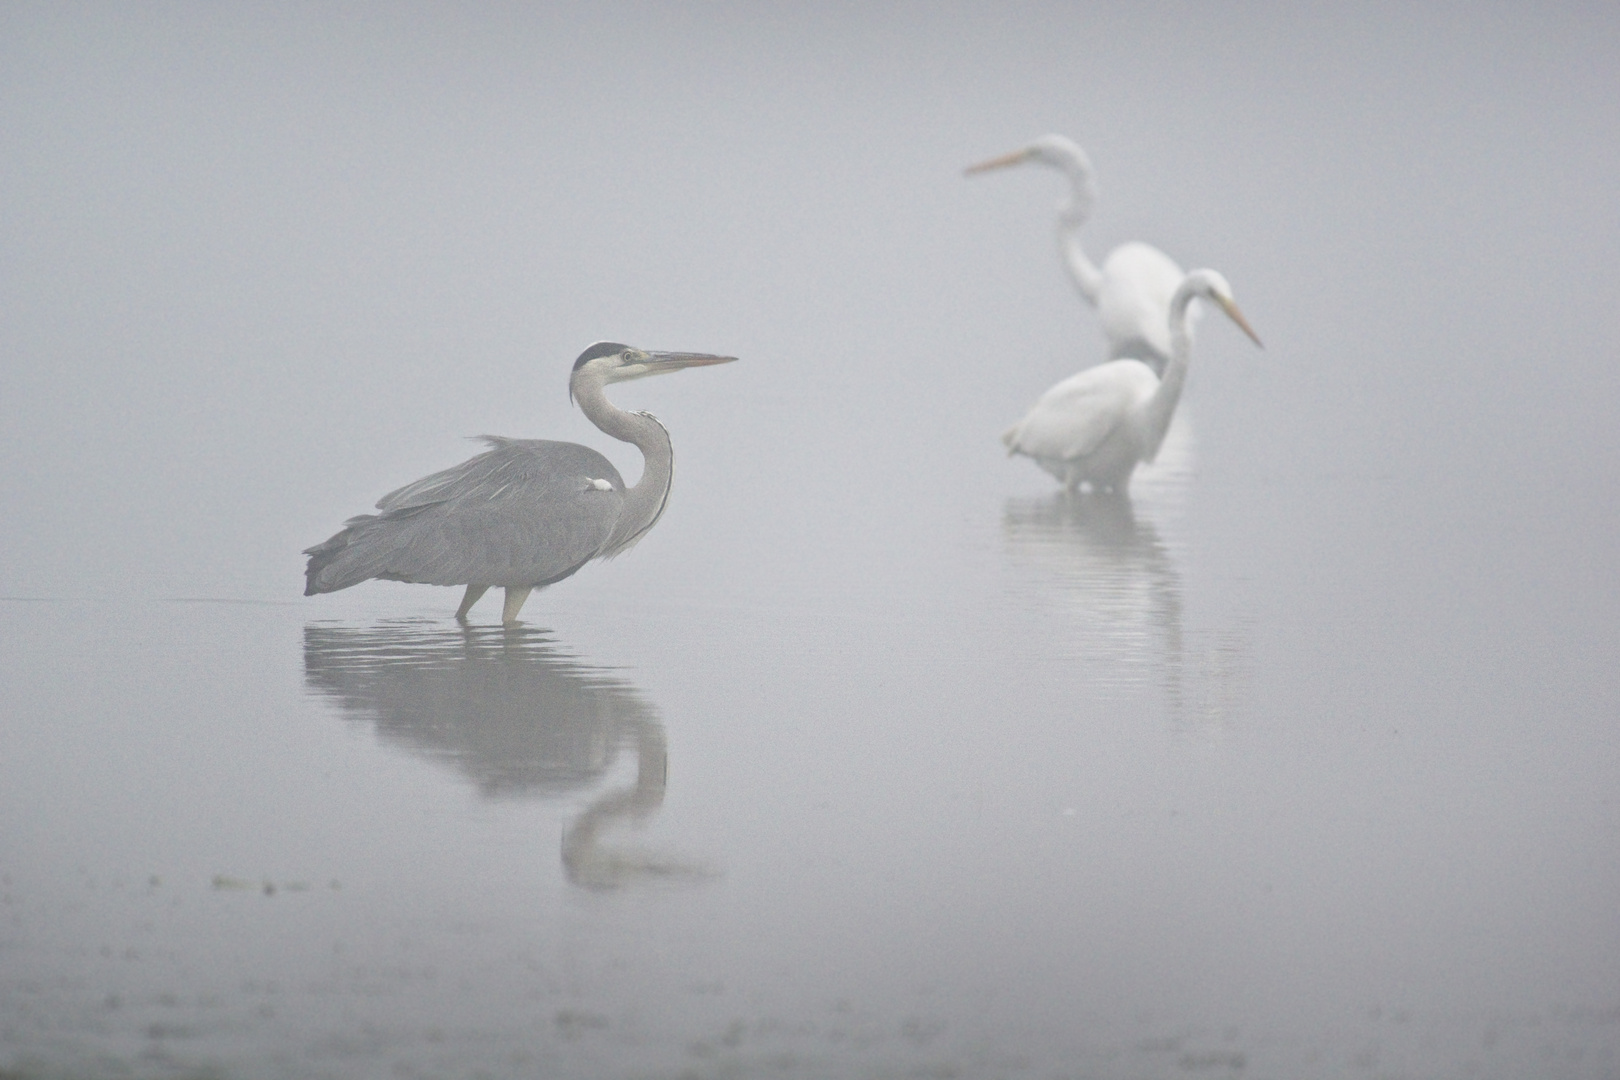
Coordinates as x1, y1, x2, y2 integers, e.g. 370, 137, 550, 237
3, 4, 1619, 1079
4, 433, 1617, 1077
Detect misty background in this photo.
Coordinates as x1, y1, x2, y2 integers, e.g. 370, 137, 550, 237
2, 3, 1618, 1078
5, 3, 1614, 607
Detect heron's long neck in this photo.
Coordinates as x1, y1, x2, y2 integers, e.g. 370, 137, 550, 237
573, 376, 674, 554
1055, 156, 1102, 304
1138, 291, 1197, 459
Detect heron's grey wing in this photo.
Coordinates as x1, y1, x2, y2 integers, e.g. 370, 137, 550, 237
304, 438, 626, 594
373, 437, 555, 512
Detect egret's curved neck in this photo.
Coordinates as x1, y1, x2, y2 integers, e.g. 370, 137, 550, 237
1052, 151, 1102, 303
1139, 287, 1199, 458
571, 371, 674, 554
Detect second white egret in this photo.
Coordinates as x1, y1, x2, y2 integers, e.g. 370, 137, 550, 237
1002, 269, 1261, 493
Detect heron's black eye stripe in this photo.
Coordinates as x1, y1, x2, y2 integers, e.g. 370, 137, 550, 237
573, 341, 629, 370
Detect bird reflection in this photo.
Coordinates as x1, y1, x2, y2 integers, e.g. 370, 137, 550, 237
302, 620, 712, 888
1002, 491, 1184, 696
1002, 479, 1253, 727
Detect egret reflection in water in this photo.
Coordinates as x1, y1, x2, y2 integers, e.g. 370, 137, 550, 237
302, 620, 713, 888
1003, 491, 1183, 679
1001, 490, 1252, 727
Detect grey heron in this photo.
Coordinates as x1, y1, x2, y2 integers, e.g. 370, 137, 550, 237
303, 342, 737, 623
1002, 269, 1261, 493
966, 134, 1189, 376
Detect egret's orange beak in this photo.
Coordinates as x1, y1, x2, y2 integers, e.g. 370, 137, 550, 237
963, 148, 1031, 176
1214, 297, 1263, 348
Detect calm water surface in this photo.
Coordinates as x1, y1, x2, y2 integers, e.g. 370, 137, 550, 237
4, 432, 1615, 1077
3, 5, 1618, 1078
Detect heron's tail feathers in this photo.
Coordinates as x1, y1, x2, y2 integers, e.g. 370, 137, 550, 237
302, 514, 392, 595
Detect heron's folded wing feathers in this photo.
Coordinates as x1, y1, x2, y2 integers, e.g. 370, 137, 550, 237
307, 439, 626, 591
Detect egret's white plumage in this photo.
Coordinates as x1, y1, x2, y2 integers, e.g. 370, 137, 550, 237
967, 134, 1190, 375
1003, 270, 1261, 493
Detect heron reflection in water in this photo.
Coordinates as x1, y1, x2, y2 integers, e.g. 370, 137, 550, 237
302, 620, 714, 888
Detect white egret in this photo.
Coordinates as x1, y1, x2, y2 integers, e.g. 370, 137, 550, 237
1002, 270, 1261, 493
966, 134, 1189, 375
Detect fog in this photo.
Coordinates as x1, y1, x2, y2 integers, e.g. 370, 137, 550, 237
2, 3, 1618, 1078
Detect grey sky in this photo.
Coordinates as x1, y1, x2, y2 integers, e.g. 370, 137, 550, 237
3, 3, 1616, 603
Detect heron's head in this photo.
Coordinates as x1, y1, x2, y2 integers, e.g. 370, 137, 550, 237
1176, 270, 1263, 347
964, 133, 1089, 176
569, 342, 738, 400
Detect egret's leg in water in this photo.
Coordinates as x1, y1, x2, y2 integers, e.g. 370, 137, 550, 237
455, 584, 489, 621
502, 586, 533, 625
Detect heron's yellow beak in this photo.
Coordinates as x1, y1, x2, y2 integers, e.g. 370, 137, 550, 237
643, 351, 738, 372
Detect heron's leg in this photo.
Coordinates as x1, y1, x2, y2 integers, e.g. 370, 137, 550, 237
455, 584, 489, 621
501, 586, 533, 625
